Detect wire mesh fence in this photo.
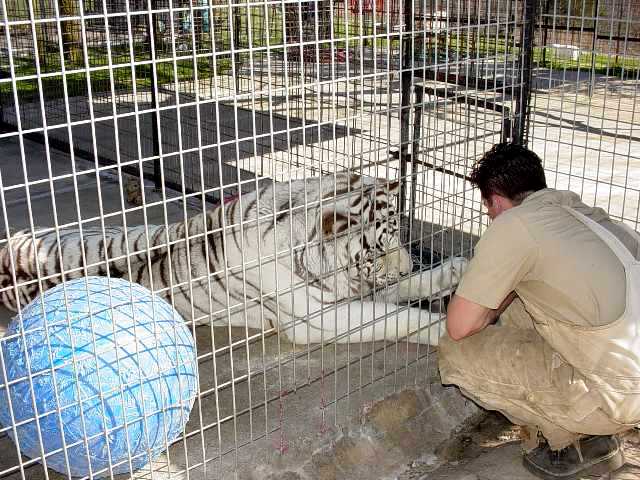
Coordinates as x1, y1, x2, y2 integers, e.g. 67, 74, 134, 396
530, 0, 640, 230
0, 0, 637, 478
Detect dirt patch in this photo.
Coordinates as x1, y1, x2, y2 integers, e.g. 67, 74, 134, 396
398, 412, 640, 480
396, 412, 519, 479
435, 412, 521, 464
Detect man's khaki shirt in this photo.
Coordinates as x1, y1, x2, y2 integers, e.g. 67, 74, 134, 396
457, 188, 640, 327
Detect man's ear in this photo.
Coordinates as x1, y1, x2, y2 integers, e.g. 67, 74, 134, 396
490, 194, 515, 214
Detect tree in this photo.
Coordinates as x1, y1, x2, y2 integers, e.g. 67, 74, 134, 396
60, 0, 82, 66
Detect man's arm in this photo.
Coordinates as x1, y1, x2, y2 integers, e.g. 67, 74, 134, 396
446, 291, 517, 341
445, 212, 536, 340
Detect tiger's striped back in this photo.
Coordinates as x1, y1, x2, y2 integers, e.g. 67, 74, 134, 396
0, 173, 407, 329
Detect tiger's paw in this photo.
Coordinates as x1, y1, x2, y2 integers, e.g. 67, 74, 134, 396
449, 256, 469, 284
432, 256, 469, 297
401, 255, 468, 302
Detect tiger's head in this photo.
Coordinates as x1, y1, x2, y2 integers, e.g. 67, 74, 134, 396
317, 176, 412, 291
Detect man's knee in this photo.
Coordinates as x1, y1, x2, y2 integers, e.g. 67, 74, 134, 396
438, 333, 467, 384
438, 325, 545, 392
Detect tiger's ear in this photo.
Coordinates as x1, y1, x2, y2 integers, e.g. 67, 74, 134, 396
321, 209, 360, 238
376, 179, 400, 195
387, 181, 400, 195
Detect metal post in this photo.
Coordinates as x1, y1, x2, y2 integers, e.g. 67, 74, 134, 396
409, 84, 423, 236
588, 0, 600, 97
614, 0, 622, 65
234, 10, 241, 93
541, 0, 552, 67
148, 0, 162, 189
38, 0, 49, 70
513, 0, 537, 145
399, 0, 413, 222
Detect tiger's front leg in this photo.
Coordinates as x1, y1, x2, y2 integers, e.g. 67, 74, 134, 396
282, 300, 447, 347
373, 256, 468, 304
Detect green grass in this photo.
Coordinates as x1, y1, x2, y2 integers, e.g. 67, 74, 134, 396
415, 34, 639, 80
3, 24, 638, 102
0, 56, 232, 100
533, 47, 640, 79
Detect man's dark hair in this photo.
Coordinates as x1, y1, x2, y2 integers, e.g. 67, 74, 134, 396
469, 143, 547, 204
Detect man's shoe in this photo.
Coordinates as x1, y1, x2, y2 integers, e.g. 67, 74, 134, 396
522, 435, 624, 480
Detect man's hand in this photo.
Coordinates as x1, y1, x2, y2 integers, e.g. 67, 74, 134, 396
446, 291, 517, 340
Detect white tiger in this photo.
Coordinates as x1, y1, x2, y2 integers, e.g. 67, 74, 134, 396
0, 173, 467, 346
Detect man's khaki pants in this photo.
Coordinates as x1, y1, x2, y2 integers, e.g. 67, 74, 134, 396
438, 299, 627, 450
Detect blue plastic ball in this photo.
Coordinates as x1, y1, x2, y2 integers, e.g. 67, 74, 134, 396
0, 276, 198, 478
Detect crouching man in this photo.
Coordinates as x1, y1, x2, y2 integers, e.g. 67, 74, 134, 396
440, 142, 640, 479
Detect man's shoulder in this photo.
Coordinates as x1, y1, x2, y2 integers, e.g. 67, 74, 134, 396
505, 189, 586, 224
489, 205, 530, 231
480, 208, 534, 248
480, 191, 568, 242
519, 188, 582, 210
